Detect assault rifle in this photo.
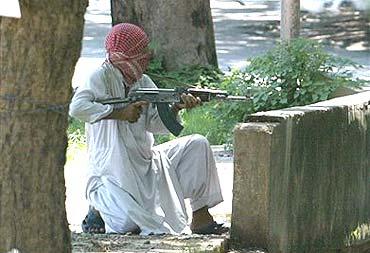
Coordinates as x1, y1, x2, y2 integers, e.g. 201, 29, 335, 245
96, 87, 249, 136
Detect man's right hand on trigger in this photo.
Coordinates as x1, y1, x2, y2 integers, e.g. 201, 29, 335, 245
104, 101, 148, 123
123, 101, 148, 123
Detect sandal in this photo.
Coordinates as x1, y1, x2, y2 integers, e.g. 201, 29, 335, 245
191, 221, 229, 235
81, 207, 106, 233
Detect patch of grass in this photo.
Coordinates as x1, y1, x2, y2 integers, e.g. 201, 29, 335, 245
346, 221, 370, 246
179, 103, 231, 145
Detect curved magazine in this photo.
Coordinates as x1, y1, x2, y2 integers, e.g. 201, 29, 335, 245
156, 103, 183, 136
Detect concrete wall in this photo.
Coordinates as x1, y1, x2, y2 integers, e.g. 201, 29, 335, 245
231, 91, 370, 252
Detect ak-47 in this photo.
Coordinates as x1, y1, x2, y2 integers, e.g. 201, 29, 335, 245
96, 87, 249, 136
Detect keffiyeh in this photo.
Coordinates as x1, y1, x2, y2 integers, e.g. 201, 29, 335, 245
105, 23, 150, 85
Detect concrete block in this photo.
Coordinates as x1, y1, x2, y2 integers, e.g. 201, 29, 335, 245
231, 91, 370, 252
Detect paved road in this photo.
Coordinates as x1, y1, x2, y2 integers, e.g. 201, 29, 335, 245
72, 0, 369, 88
212, 0, 370, 66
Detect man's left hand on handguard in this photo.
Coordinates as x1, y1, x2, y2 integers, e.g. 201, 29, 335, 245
178, 93, 201, 109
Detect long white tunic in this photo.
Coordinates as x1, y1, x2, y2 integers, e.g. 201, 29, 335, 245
69, 62, 223, 234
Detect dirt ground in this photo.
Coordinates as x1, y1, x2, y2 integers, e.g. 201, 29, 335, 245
69, 1, 369, 252
72, 233, 229, 253
71, 232, 267, 253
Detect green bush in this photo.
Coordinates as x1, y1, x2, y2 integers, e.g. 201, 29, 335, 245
208, 38, 367, 143
244, 38, 361, 110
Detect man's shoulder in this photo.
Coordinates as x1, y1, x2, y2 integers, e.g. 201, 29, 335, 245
90, 63, 109, 78
88, 62, 119, 83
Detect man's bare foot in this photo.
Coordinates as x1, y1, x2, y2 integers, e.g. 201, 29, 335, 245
190, 206, 229, 235
191, 206, 214, 231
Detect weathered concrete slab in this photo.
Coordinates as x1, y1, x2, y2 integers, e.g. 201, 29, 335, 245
231, 91, 370, 252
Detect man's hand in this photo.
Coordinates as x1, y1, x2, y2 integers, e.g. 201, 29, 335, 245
181, 93, 201, 109
172, 93, 201, 113
104, 101, 148, 123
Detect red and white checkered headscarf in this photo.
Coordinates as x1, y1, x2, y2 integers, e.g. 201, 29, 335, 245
105, 23, 150, 85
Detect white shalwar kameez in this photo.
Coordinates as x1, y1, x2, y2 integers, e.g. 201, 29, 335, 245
69, 62, 223, 235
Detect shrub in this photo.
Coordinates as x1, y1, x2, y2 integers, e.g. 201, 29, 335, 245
209, 38, 367, 143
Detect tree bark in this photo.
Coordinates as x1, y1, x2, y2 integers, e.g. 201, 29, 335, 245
281, 0, 300, 40
0, 1, 87, 252
111, 0, 218, 71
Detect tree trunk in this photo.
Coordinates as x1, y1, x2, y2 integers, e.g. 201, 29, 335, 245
111, 0, 218, 71
281, 0, 300, 40
0, 1, 87, 252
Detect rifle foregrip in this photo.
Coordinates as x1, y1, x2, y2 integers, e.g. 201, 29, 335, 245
187, 90, 211, 102
156, 103, 184, 136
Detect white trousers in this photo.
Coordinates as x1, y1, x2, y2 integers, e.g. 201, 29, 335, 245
88, 134, 223, 234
